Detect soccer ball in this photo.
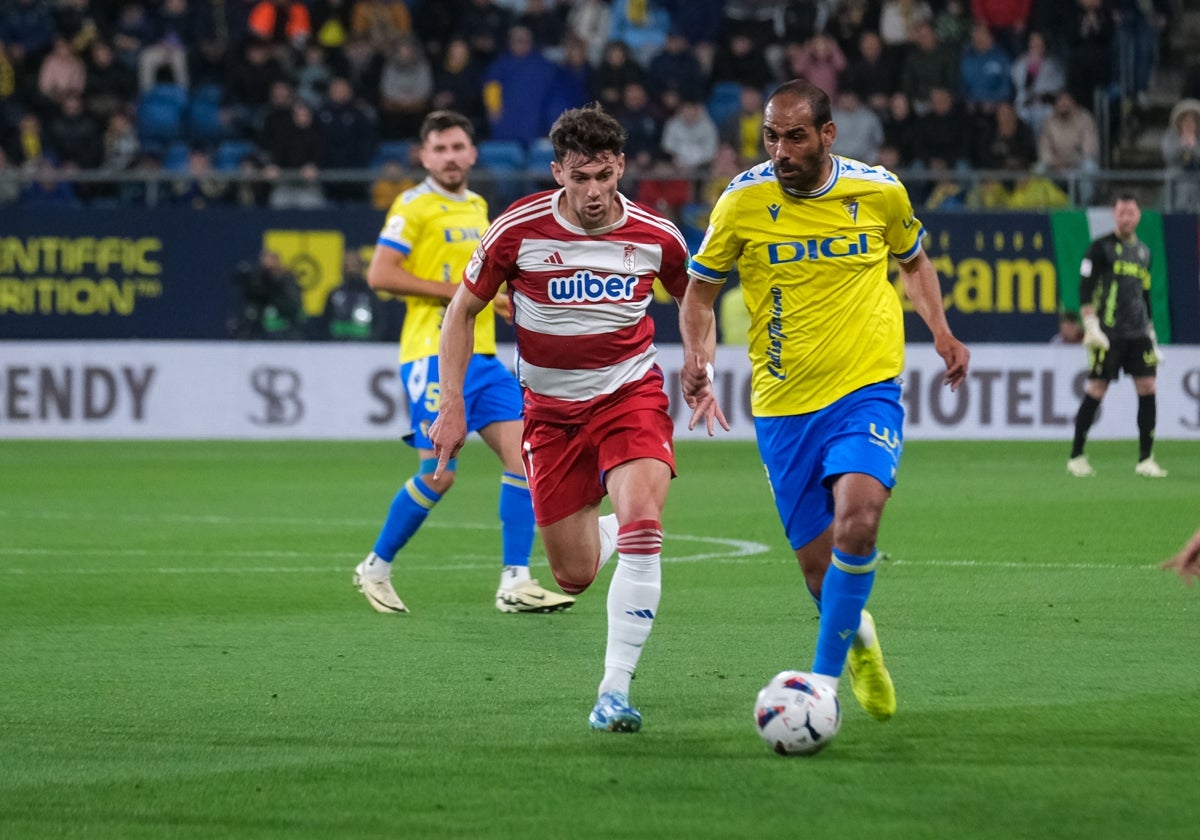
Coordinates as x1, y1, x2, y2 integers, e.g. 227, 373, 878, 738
753, 671, 841, 756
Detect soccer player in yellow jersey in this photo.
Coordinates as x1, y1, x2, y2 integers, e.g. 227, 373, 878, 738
352, 110, 573, 615
679, 79, 969, 728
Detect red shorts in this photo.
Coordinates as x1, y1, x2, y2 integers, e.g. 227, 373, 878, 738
521, 379, 676, 526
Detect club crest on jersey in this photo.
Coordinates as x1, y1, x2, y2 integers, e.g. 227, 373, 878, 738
465, 246, 485, 281
623, 243, 637, 272
549, 270, 639, 303
767, 203, 781, 221
842, 198, 859, 223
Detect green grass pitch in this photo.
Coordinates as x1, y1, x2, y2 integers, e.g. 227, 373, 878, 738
2, 438, 1198, 839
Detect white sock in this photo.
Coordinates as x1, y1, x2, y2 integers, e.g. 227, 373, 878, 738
853, 609, 875, 650
597, 513, 619, 570
811, 672, 839, 691
601, 540, 661, 697
362, 552, 391, 582
499, 564, 531, 589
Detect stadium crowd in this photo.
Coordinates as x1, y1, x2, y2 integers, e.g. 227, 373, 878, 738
0, 0, 1189, 210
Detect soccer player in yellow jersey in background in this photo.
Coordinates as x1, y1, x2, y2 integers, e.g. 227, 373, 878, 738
679, 79, 970, 726
353, 110, 573, 615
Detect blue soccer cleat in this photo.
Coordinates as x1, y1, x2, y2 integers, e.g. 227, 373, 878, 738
588, 690, 642, 732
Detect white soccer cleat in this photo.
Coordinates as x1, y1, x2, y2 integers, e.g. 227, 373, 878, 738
598, 513, 619, 569
495, 579, 575, 613
353, 554, 408, 614
1135, 457, 1167, 478
1067, 455, 1095, 477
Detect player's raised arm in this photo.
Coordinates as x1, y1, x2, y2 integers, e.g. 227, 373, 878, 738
678, 279, 730, 436
897, 249, 969, 390
429, 283, 487, 477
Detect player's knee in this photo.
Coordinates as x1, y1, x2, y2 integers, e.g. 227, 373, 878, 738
833, 509, 881, 555
551, 565, 596, 595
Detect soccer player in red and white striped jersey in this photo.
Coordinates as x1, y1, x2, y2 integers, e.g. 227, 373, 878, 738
431, 104, 704, 733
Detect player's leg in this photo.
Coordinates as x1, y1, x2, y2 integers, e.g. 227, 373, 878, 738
1069, 350, 1112, 476
355, 357, 452, 614
1133, 368, 1166, 476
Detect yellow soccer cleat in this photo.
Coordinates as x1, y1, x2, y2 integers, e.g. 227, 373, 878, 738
846, 611, 896, 721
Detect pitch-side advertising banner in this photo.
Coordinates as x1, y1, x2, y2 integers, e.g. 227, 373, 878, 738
2, 342, 1199, 441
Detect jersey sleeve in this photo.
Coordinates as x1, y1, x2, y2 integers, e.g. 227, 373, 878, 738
657, 222, 691, 299
1078, 240, 1103, 305
687, 188, 742, 284
882, 178, 924, 261
377, 196, 420, 256
462, 232, 512, 301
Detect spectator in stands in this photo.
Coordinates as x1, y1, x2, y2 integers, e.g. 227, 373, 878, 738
350, 0, 412, 53
785, 33, 847, 102
659, 0, 723, 71
900, 19, 959, 113
610, 0, 672, 67
247, 0, 312, 60
718, 83, 764, 166
256, 80, 298, 157
54, 0, 101, 57
973, 99, 1036, 170
1036, 89, 1099, 204
296, 43, 334, 109
912, 86, 971, 171
660, 97, 718, 172
828, 0, 880, 61
20, 155, 80, 206
378, 33, 432, 139
547, 35, 593, 117
879, 0, 932, 49
335, 35, 384, 105
83, 40, 136, 125
1113, 0, 1171, 111
923, 158, 967, 209
1051, 309, 1085, 344
591, 40, 645, 114
971, 0, 1032, 57
0, 0, 56, 75
960, 22, 1012, 116
0, 146, 19, 205
369, 156, 417, 210
265, 99, 328, 172
880, 91, 918, 169
411, 0, 458, 58
316, 250, 387, 340
117, 149, 163, 206
709, 30, 775, 95
567, 0, 613, 65
226, 40, 290, 137
7, 110, 44, 167
38, 35, 86, 107
431, 37, 487, 139
101, 110, 139, 173
311, 0, 354, 50
317, 75, 376, 201
138, 0, 193, 92
646, 29, 706, 113
831, 88, 884, 164
111, 2, 154, 71
1065, 0, 1114, 111
482, 25, 558, 145
1161, 98, 1200, 211
840, 30, 897, 115
617, 80, 664, 172
232, 151, 272, 207
934, 0, 971, 50
519, 0, 569, 55
230, 249, 306, 340
171, 145, 229, 208
459, 0, 515, 66
1011, 30, 1066, 138
45, 92, 100, 169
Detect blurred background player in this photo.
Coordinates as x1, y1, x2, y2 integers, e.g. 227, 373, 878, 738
353, 110, 573, 615
431, 104, 696, 732
1067, 193, 1167, 479
679, 78, 969, 729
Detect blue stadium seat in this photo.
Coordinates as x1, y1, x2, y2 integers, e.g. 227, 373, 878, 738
707, 82, 744, 127
136, 83, 188, 145
215, 139, 258, 172
163, 141, 192, 172
526, 137, 556, 172
476, 139, 526, 172
187, 84, 226, 143
369, 140, 415, 169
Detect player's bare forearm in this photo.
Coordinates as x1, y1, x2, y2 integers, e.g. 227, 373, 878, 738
1161, 527, 1200, 585
429, 286, 483, 477
900, 250, 969, 389
366, 248, 457, 301
678, 280, 730, 435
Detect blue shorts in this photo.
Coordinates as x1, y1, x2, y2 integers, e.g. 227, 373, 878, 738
754, 381, 905, 551
401, 354, 523, 449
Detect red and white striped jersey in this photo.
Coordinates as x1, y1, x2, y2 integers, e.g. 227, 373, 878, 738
464, 188, 690, 421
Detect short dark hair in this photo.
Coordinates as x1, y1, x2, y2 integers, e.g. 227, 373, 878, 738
1114, 191, 1139, 206
766, 78, 833, 127
549, 103, 626, 162
420, 110, 474, 143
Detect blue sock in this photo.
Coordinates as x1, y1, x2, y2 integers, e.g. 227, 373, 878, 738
811, 548, 877, 678
373, 475, 442, 561
498, 471, 534, 567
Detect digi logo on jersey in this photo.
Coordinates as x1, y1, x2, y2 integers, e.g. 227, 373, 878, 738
767, 233, 870, 264
548, 270, 638, 303
249, 367, 304, 426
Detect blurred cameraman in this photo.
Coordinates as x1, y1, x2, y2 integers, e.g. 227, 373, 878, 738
229, 249, 306, 339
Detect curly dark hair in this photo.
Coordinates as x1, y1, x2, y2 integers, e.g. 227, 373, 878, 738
548, 103, 626, 163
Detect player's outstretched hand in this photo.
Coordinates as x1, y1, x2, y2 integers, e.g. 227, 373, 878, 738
428, 409, 467, 480
935, 335, 970, 391
1161, 529, 1200, 586
680, 353, 730, 437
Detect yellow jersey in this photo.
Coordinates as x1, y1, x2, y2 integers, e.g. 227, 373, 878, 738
689, 156, 924, 416
377, 177, 495, 363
